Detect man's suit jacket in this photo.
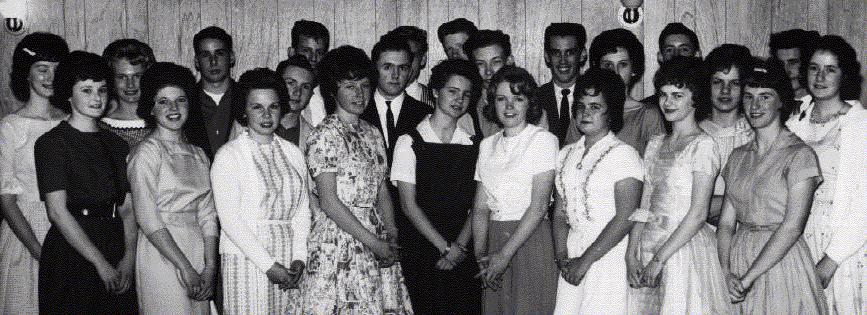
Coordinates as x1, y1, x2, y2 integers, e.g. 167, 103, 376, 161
360, 93, 433, 166
537, 81, 580, 146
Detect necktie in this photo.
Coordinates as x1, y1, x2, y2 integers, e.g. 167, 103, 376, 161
386, 100, 396, 147
559, 89, 571, 141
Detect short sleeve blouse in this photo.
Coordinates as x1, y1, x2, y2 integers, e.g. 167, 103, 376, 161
390, 115, 474, 185
474, 124, 558, 221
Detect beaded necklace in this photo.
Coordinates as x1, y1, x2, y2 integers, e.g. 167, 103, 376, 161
560, 141, 620, 222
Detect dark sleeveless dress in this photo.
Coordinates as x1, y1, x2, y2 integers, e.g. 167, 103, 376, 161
400, 128, 482, 314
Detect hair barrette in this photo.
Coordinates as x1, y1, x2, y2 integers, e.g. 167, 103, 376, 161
753, 67, 767, 73
22, 48, 36, 56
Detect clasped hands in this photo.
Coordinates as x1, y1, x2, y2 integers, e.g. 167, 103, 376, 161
557, 256, 592, 286
266, 260, 306, 291
475, 251, 510, 290
95, 254, 135, 296
625, 254, 664, 289
436, 243, 468, 270
371, 232, 401, 268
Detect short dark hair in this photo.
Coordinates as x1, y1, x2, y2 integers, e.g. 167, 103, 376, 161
10, 32, 69, 102
291, 20, 330, 49
137, 62, 198, 127
544, 23, 586, 51
386, 26, 428, 54
589, 28, 645, 89
654, 56, 712, 127
806, 35, 863, 101
50, 51, 111, 113
428, 59, 484, 107
574, 68, 626, 133
484, 66, 543, 127
317, 46, 376, 114
276, 55, 317, 86
437, 18, 478, 44
371, 35, 414, 65
102, 39, 155, 70
769, 29, 820, 57
744, 57, 797, 122
193, 26, 233, 55
658, 22, 700, 53
232, 68, 291, 126
463, 29, 512, 60
704, 44, 752, 75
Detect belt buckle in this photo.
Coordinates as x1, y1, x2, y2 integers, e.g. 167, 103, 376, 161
82, 209, 89, 216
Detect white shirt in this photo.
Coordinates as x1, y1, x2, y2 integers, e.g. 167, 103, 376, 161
405, 80, 424, 104
475, 124, 558, 221
554, 83, 575, 118
699, 117, 754, 196
203, 90, 225, 105
303, 86, 327, 127
390, 115, 474, 185
374, 90, 405, 146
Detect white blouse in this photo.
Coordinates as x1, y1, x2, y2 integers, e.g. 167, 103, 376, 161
390, 115, 474, 185
474, 124, 558, 221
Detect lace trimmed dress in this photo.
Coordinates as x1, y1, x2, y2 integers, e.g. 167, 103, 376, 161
723, 128, 827, 314
628, 133, 731, 314
0, 114, 62, 314
293, 114, 412, 314
99, 117, 152, 148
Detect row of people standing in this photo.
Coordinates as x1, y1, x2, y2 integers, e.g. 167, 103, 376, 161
0, 19, 864, 315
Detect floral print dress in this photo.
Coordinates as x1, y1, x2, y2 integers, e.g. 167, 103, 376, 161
293, 114, 412, 314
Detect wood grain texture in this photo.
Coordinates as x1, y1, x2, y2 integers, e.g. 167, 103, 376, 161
147, 0, 180, 63
278, 0, 316, 60
229, 0, 279, 71
694, 0, 724, 55
398, 0, 431, 82
62, 0, 87, 50
84, 0, 126, 53
725, 0, 771, 57
333, 0, 375, 52
125, 0, 148, 41
496, 0, 525, 67
828, 0, 866, 105
525, 0, 560, 85
375, 0, 398, 40
200, 0, 230, 29
427, 0, 450, 68
178, 0, 201, 71
27, 0, 64, 35
641, 0, 675, 98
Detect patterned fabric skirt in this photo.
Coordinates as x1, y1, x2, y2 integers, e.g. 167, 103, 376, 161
483, 219, 559, 315
730, 226, 827, 314
0, 199, 49, 314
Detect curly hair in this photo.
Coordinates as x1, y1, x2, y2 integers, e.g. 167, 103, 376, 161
50, 51, 111, 113
744, 57, 797, 123
231, 68, 291, 126
484, 66, 542, 127
805, 35, 863, 101
653, 56, 712, 128
589, 28, 644, 89
574, 68, 626, 133
102, 38, 155, 69
428, 59, 484, 107
137, 62, 198, 127
10, 32, 69, 102
316, 45, 376, 114
659, 22, 700, 53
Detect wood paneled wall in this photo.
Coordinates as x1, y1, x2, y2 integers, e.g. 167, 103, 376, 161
2, 0, 865, 116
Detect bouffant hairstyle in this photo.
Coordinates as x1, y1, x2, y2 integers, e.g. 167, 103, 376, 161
276, 55, 317, 87
743, 57, 797, 123
658, 22, 700, 53
437, 18, 477, 44
805, 35, 863, 101
10, 32, 69, 102
463, 29, 512, 60
291, 20, 330, 49
428, 59, 484, 107
574, 68, 626, 133
653, 56, 712, 128
137, 62, 198, 127
102, 38, 155, 69
231, 68, 291, 126
50, 51, 111, 113
316, 45, 376, 114
484, 66, 543, 127
589, 28, 645, 89
193, 26, 233, 55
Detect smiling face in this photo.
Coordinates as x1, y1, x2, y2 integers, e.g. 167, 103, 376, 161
807, 50, 842, 101
658, 84, 696, 123
545, 36, 581, 86
599, 47, 633, 88
28, 61, 59, 99
660, 34, 698, 62
574, 91, 610, 137
69, 79, 109, 119
335, 77, 372, 116
710, 66, 742, 113
494, 81, 529, 129
111, 58, 146, 106
775, 48, 802, 91
245, 89, 281, 138
743, 86, 781, 129
434, 74, 473, 120
376, 50, 411, 98
443, 32, 470, 60
472, 45, 509, 88
152, 86, 189, 131
195, 38, 234, 83
281, 65, 314, 112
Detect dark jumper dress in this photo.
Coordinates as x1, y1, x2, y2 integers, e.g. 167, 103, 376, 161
34, 121, 137, 314
400, 128, 482, 315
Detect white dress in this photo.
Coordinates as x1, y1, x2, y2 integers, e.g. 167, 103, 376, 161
0, 114, 62, 314
553, 132, 644, 314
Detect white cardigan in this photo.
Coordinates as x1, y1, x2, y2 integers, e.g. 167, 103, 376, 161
787, 97, 867, 263
211, 131, 312, 272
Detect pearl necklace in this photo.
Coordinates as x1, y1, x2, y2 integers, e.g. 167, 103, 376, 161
560, 142, 620, 222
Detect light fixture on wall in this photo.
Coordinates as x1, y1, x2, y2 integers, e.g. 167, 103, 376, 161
618, 0, 643, 28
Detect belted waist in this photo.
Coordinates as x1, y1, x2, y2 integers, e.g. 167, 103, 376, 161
68, 204, 116, 219
739, 222, 780, 231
